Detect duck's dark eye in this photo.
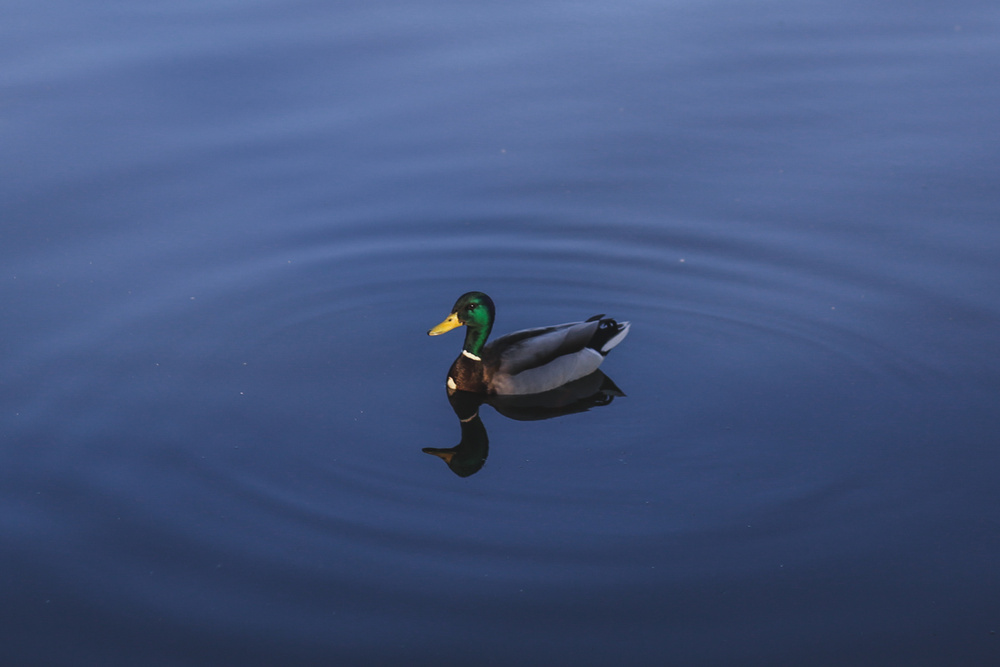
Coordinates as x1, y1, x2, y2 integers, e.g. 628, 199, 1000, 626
466, 304, 477, 311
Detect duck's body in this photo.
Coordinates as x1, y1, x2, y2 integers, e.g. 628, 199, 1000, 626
428, 292, 629, 396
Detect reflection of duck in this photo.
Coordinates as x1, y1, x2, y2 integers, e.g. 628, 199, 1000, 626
422, 370, 626, 477
427, 292, 630, 395
422, 391, 490, 478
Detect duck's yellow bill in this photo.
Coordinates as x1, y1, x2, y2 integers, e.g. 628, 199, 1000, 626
428, 312, 462, 335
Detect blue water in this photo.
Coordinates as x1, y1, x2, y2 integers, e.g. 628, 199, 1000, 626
3, 1, 999, 665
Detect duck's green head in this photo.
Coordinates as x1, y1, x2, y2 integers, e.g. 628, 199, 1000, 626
428, 291, 496, 355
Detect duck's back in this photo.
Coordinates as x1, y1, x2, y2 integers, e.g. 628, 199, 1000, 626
489, 320, 601, 377
484, 318, 628, 395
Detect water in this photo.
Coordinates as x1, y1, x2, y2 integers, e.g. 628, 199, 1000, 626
3, 1, 999, 665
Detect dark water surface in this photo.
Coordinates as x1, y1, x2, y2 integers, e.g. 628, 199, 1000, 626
3, 1, 999, 665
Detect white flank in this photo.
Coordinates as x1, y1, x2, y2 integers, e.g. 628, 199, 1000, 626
492, 348, 604, 395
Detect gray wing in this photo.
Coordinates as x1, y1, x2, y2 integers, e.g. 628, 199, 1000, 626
488, 320, 601, 377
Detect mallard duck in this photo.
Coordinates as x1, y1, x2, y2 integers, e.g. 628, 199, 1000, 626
428, 291, 630, 395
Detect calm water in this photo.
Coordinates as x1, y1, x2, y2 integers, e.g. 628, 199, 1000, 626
3, 0, 999, 665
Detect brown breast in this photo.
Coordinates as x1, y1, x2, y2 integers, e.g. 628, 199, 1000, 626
447, 354, 488, 393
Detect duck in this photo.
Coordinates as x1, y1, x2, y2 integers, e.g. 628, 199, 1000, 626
427, 291, 630, 395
